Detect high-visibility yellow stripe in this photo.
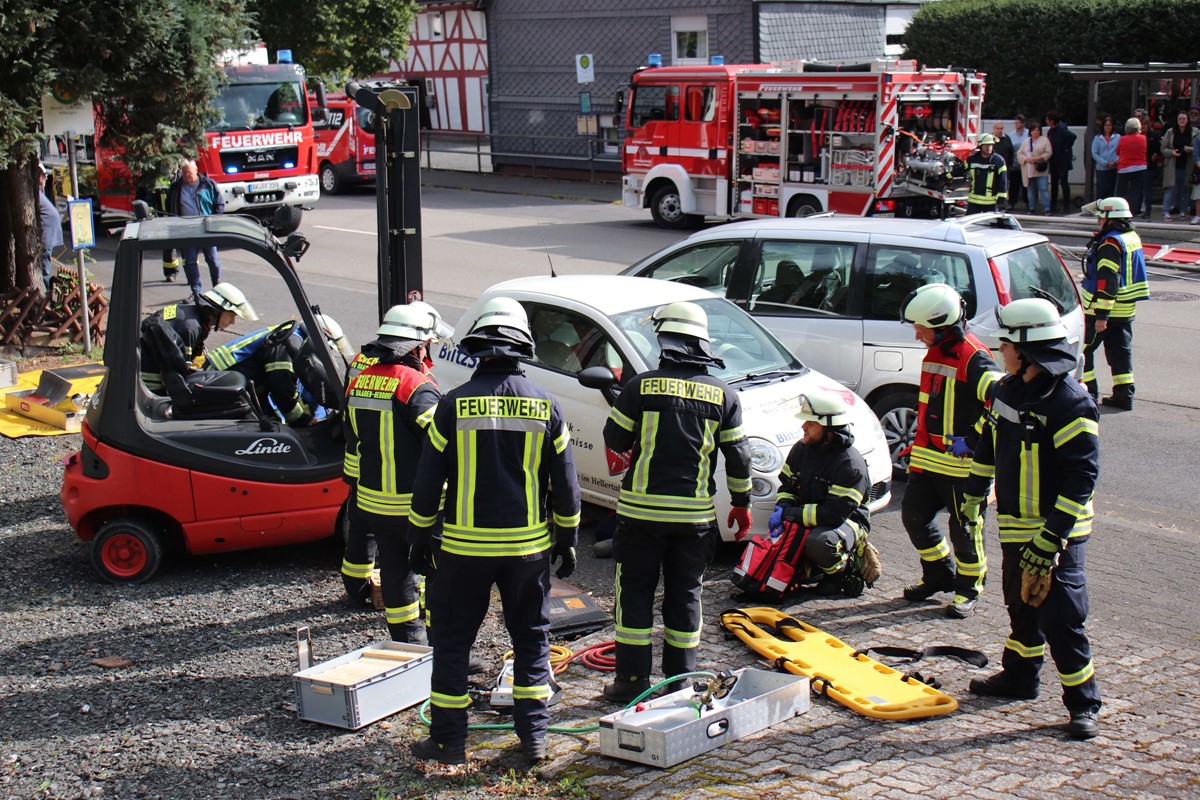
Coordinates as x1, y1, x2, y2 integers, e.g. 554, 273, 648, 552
1112, 372, 1134, 386
431, 691, 471, 709
1005, 638, 1045, 659
608, 407, 635, 431
663, 627, 701, 649
827, 484, 864, 503
726, 474, 752, 494
386, 601, 420, 625
1053, 494, 1092, 518
553, 511, 581, 528
512, 684, 551, 700
631, 411, 658, 494
695, 418, 716, 499
525, 432, 543, 529
457, 428, 473, 529
1053, 418, 1098, 448
802, 504, 818, 528
719, 425, 744, 443
917, 540, 951, 561
1059, 661, 1095, 687
428, 420, 447, 451
341, 560, 373, 579
1019, 442, 1039, 519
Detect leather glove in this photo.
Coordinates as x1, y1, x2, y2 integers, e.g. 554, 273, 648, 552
409, 538, 436, 576
767, 505, 785, 536
1020, 571, 1052, 608
727, 507, 753, 541
1018, 529, 1062, 577
552, 540, 577, 579
948, 436, 972, 458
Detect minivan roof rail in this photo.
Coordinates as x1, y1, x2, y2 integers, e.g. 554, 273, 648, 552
918, 213, 1023, 243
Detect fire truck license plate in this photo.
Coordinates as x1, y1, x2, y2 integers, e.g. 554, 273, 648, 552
248, 181, 282, 193
363, 162, 376, 172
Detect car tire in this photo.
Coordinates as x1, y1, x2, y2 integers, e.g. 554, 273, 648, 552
91, 517, 164, 584
871, 388, 918, 480
320, 162, 341, 195
650, 184, 694, 230
272, 205, 303, 235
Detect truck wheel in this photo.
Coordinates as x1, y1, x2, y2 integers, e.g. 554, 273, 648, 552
273, 205, 303, 235
786, 195, 822, 217
320, 162, 341, 195
871, 388, 918, 480
650, 185, 691, 229
91, 518, 164, 584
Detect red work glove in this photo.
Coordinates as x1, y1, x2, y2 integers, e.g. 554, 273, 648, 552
727, 507, 753, 540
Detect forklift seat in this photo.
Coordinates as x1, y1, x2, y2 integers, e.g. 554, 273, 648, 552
163, 370, 256, 421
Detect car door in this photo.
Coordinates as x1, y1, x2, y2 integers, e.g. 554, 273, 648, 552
727, 235, 865, 390
523, 302, 637, 507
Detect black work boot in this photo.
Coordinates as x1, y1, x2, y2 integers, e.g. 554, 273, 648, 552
815, 573, 844, 596
411, 736, 466, 765
520, 736, 548, 764
602, 675, 651, 705
1068, 709, 1100, 740
968, 670, 1039, 700
903, 557, 955, 602
946, 595, 979, 619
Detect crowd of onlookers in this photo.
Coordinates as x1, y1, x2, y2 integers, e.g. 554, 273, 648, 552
989, 106, 1200, 222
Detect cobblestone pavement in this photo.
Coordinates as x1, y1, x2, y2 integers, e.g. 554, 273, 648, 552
443, 498, 1200, 800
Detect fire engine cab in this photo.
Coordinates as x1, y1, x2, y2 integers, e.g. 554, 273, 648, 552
310, 92, 376, 194
620, 59, 985, 228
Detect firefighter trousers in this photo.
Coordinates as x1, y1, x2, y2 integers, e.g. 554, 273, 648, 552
613, 519, 718, 680
902, 469, 987, 600
999, 541, 1102, 714
364, 515, 424, 644
1083, 315, 1134, 400
340, 488, 376, 603
805, 521, 860, 576
428, 551, 552, 748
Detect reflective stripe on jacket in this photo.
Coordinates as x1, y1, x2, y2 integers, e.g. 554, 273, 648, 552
1081, 230, 1150, 319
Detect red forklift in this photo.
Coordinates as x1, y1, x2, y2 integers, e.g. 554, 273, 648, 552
61, 80, 425, 583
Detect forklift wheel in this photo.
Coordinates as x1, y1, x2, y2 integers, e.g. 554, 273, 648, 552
91, 518, 164, 584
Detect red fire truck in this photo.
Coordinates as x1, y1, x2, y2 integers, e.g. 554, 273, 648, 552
63, 46, 322, 234
619, 59, 985, 228
310, 92, 376, 194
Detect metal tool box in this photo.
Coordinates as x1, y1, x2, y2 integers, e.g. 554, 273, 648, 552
598, 667, 810, 768
292, 640, 432, 730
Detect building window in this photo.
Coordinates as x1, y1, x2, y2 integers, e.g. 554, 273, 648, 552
672, 15, 708, 65
430, 11, 444, 41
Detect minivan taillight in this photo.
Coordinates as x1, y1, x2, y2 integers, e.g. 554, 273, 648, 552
987, 257, 1011, 305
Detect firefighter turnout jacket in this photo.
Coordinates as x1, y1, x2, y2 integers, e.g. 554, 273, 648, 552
1082, 230, 1150, 320
965, 371, 1099, 547
910, 332, 1002, 478
408, 361, 581, 557
205, 324, 313, 425
966, 150, 1008, 206
604, 369, 752, 525
139, 303, 212, 390
777, 426, 870, 530
344, 354, 440, 519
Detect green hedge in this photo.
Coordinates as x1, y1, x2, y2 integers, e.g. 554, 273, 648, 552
904, 0, 1200, 120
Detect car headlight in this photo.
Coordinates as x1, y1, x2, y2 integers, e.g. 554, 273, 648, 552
747, 436, 783, 473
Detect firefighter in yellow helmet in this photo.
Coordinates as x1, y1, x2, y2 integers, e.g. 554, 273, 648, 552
602, 301, 753, 705
966, 133, 1008, 214
408, 297, 580, 766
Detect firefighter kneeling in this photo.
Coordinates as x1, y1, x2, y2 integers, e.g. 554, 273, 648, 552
765, 390, 882, 597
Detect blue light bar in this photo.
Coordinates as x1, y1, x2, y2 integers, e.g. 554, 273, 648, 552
710, 55, 724, 65
225, 165, 239, 174
647, 53, 662, 67
282, 161, 295, 169
277, 49, 293, 64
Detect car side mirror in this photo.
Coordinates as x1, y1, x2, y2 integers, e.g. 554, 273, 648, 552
578, 365, 620, 407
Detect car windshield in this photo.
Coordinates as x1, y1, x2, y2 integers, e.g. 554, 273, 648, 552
609, 297, 804, 382
209, 80, 309, 131
993, 243, 1079, 313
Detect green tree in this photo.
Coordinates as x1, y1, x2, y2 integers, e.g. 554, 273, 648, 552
0, 0, 251, 294
904, 0, 1200, 119
249, 0, 418, 83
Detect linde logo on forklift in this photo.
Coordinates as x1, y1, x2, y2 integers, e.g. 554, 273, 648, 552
234, 437, 293, 456
209, 130, 305, 150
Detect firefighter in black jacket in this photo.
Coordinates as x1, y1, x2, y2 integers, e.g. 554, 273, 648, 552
343, 303, 446, 644
602, 301, 753, 705
408, 297, 580, 766
966, 133, 1008, 214
340, 302, 453, 607
964, 298, 1102, 740
768, 389, 881, 596
139, 283, 258, 392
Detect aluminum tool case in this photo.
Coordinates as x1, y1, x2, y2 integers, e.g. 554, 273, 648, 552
293, 640, 432, 729
598, 668, 810, 767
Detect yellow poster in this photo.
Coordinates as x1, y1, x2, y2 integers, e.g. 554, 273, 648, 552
68, 199, 95, 249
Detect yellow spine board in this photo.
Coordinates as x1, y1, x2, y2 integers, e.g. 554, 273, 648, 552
719, 607, 957, 720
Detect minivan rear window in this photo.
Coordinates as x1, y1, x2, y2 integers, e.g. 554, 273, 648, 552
993, 243, 1079, 313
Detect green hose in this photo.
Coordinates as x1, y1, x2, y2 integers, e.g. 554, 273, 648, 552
416, 670, 720, 735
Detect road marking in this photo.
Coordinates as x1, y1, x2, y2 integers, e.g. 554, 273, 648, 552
313, 225, 376, 236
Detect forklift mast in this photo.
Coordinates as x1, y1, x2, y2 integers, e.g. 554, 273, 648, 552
347, 80, 423, 322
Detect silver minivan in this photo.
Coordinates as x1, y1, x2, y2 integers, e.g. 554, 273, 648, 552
622, 214, 1085, 476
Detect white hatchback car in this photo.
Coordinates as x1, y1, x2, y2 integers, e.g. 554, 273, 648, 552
431, 275, 892, 541
621, 213, 1085, 475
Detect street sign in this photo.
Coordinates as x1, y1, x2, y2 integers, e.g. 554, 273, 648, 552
576, 54, 595, 84
41, 95, 94, 137
68, 199, 95, 250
